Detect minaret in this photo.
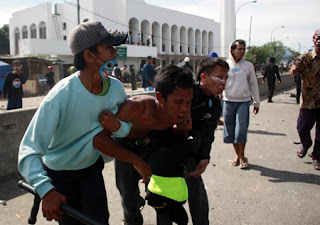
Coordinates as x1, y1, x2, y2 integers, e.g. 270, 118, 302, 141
218, 0, 235, 58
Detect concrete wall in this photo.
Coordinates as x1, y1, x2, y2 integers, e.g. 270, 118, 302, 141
0, 74, 294, 180
0, 108, 37, 180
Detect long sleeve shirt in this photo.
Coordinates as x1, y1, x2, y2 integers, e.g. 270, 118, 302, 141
18, 73, 132, 198
3, 72, 26, 98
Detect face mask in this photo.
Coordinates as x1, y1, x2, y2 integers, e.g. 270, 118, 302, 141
99, 59, 117, 79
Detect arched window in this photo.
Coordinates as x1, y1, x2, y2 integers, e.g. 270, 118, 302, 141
22, 26, 28, 39
39, 21, 46, 39
30, 24, 37, 38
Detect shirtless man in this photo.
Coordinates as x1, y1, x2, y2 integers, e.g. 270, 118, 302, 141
100, 65, 194, 225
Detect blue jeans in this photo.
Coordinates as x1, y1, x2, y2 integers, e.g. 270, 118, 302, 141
7, 97, 22, 110
223, 101, 250, 144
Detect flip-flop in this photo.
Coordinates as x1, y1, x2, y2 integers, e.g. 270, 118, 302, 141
297, 147, 308, 158
240, 157, 249, 169
312, 159, 320, 170
229, 159, 240, 166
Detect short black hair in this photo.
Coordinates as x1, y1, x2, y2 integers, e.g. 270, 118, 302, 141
155, 65, 194, 101
196, 57, 229, 81
231, 39, 246, 50
73, 44, 100, 70
269, 57, 276, 63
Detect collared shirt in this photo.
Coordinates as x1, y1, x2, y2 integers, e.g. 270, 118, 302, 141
294, 50, 320, 109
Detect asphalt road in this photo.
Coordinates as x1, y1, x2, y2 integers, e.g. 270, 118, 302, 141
0, 87, 319, 225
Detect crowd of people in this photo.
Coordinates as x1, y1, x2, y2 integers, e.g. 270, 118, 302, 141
13, 19, 320, 225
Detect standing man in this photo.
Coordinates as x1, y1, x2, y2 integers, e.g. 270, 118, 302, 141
262, 57, 281, 103
185, 57, 229, 225
223, 39, 260, 169
291, 29, 320, 170
45, 65, 55, 90
18, 21, 151, 224
142, 56, 156, 91
182, 57, 193, 72
2, 60, 26, 110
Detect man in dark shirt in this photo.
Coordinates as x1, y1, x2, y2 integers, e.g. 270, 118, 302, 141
2, 60, 26, 110
262, 57, 281, 102
142, 56, 156, 91
45, 65, 55, 90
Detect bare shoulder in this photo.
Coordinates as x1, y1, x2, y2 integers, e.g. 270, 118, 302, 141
116, 95, 156, 121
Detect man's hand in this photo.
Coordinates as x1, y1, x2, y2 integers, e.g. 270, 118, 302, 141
99, 110, 120, 132
261, 80, 265, 84
188, 159, 209, 177
133, 158, 152, 183
253, 107, 259, 115
42, 189, 66, 221
1, 97, 6, 101
290, 64, 297, 78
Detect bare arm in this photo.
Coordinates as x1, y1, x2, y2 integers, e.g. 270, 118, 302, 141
93, 130, 151, 183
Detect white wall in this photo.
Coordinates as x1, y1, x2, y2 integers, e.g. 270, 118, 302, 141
19, 39, 71, 56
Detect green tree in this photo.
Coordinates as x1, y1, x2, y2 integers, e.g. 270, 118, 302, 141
247, 41, 287, 64
0, 24, 10, 54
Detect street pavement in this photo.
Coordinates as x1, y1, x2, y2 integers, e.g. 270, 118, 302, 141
0, 86, 319, 225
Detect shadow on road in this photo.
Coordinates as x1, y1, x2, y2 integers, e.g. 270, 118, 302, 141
249, 164, 320, 185
248, 129, 286, 136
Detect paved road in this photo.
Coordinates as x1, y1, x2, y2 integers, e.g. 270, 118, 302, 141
1, 87, 319, 225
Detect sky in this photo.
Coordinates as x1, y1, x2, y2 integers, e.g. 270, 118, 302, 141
0, 0, 319, 53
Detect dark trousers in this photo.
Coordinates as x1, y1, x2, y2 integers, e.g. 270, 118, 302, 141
297, 108, 320, 160
267, 81, 275, 101
295, 81, 301, 103
184, 157, 209, 225
115, 159, 144, 225
7, 97, 22, 110
45, 157, 109, 225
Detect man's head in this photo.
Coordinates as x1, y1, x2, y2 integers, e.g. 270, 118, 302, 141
68, 21, 127, 70
230, 39, 246, 63
12, 60, 22, 74
184, 57, 190, 63
313, 29, 320, 53
196, 57, 229, 97
48, 65, 53, 71
147, 56, 153, 64
269, 57, 276, 64
155, 65, 194, 124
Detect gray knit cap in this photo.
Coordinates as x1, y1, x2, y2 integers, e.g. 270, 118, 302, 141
68, 21, 127, 55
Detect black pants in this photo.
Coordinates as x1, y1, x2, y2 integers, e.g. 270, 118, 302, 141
295, 81, 301, 103
45, 156, 109, 225
146, 191, 188, 225
267, 81, 275, 101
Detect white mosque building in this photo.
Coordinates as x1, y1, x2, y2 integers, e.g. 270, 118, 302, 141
9, 0, 235, 73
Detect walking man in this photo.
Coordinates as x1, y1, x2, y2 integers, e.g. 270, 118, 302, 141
262, 57, 281, 102
291, 29, 320, 170
142, 56, 156, 91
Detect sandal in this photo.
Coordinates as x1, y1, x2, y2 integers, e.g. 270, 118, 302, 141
240, 157, 249, 169
229, 159, 240, 166
312, 158, 320, 170
297, 147, 308, 158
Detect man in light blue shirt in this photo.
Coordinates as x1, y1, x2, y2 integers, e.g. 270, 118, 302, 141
18, 21, 151, 224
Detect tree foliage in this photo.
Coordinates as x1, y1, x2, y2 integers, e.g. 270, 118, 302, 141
246, 41, 299, 65
0, 24, 10, 54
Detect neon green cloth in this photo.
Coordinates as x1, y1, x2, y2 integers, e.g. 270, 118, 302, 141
97, 77, 111, 96
147, 174, 188, 202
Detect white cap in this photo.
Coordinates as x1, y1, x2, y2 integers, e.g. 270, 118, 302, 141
184, 57, 190, 62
